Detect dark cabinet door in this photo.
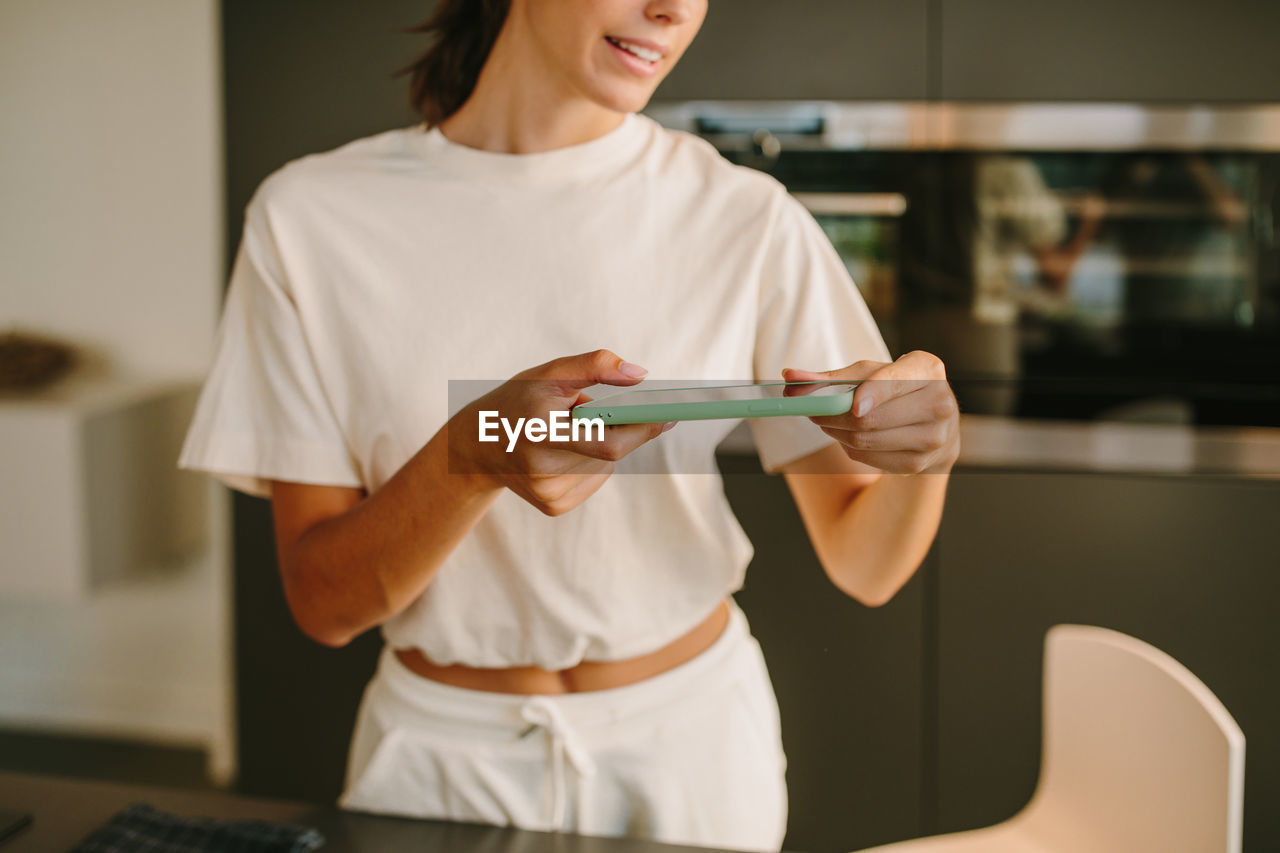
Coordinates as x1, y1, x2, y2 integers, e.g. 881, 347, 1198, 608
224, 0, 430, 802
657, 0, 929, 101
231, 493, 381, 802
939, 0, 1280, 102
223, 0, 427, 237
719, 454, 929, 852
933, 470, 1280, 851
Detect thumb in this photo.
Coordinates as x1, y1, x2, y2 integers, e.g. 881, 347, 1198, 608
783, 361, 882, 383
526, 349, 649, 396
781, 367, 830, 382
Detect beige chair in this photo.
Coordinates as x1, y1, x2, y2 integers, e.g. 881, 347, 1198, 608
857, 624, 1245, 853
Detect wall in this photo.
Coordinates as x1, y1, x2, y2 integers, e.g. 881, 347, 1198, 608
0, 0, 223, 378
0, 0, 233, 783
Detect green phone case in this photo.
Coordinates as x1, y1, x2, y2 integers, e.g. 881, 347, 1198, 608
570, 382, 856, 425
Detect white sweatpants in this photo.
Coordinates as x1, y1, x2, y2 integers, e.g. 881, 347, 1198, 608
339, 603, 789, 852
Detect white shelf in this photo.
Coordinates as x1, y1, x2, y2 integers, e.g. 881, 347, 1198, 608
0, 375, 208, 599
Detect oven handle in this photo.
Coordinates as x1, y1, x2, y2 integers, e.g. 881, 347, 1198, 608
792, 192, 908, 217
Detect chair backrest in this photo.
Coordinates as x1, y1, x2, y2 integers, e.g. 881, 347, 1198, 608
1025, 625, 1245, 853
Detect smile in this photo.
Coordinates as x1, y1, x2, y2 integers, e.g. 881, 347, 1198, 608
605, 36, 663, 65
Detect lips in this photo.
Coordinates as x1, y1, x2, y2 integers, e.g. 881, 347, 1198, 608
604, 36, 667, 79
605, 36, 664, 63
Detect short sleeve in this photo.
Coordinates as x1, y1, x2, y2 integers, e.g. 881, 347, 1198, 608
749, 193, 892, 474
178, 193, 364, 498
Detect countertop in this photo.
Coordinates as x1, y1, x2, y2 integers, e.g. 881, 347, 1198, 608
717, 414, 1280, 479
0, 771, 767, 853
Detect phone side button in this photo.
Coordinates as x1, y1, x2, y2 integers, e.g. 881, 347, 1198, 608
748, 401, 781, 413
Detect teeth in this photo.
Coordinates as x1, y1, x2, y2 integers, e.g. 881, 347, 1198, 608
611, 38, 661, 63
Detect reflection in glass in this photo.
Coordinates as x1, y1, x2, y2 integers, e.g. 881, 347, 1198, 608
717, 133, 1278, 426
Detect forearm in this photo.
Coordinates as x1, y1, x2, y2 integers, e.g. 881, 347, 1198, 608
281, 428, 501, 646
782, 352, 958, 605
279, 351, 659, 646
816, 470, 950, 606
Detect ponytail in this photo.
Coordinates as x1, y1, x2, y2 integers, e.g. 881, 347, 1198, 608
402, 0, 512, 127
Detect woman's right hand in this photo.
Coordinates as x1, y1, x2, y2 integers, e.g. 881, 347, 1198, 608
449, 349, 674, 516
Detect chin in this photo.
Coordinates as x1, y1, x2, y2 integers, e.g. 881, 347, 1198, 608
592, 85, 658, 116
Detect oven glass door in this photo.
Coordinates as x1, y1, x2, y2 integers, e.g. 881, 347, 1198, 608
718, 142, 1278, 424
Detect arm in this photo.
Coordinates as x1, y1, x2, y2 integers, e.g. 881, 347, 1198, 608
779, 352, 959, 606
780, 445, 948, 606
1183, 155, 1248, 227
272, 349, 667, 648
1033, 193, 1106, 293
270, 432, 500, 649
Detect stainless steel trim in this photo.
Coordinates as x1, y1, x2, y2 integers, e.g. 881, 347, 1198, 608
644, 101, 931, 149
928, 102, 1280, 151
645, 100, 1280, 151
718, 415, 1280, 479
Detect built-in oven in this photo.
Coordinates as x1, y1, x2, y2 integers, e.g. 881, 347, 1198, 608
646, 102, 1280, 426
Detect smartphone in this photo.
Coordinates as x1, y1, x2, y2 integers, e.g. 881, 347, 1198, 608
571, 381, 858, 425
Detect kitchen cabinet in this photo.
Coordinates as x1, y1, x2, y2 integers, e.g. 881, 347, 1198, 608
655, 0, 929, 101
230, 492, 381, 804
933, 470, 1280, 851
662, 0, 1280, 103
222, 0, 426, 243
939, 0, 1280, 102
720, 455, 928, 852
221, 0, 427, 801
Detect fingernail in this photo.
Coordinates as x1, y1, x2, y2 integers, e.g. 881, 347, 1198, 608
619, 361, 648, 378
855, 397, 873, 417
661, 421, 676, 432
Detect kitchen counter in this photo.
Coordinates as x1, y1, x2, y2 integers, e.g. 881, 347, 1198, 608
717, 414, 1280, 479
0, 771, 773, 853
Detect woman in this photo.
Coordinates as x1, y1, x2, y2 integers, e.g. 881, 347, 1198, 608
180, 1, 959, 850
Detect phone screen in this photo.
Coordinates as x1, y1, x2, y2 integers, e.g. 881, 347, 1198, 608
590, 381, 856, 408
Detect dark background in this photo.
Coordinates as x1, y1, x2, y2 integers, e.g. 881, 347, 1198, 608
220, 2, 1280, 851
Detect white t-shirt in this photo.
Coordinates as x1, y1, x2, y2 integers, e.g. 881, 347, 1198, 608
179, 113, 890, 669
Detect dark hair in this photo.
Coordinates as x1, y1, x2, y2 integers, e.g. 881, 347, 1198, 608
401, 0, 512, 127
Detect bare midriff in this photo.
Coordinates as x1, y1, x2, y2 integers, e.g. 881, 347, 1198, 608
393, 598, 731, 694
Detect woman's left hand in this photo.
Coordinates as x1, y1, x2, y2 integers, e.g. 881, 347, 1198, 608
782, 351, 960, 475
